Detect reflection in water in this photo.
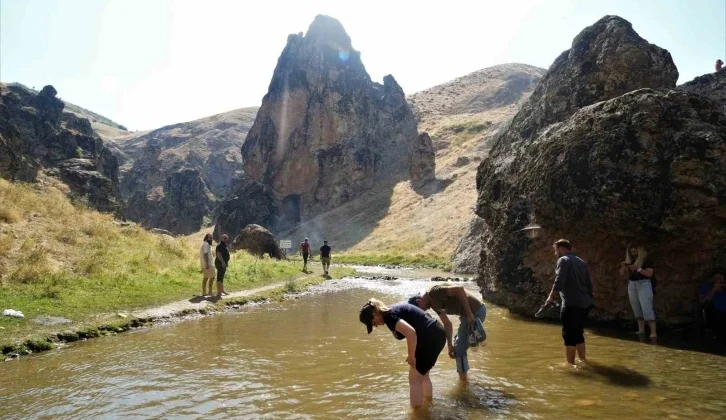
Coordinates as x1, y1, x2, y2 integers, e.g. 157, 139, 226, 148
1, 275, 725, 419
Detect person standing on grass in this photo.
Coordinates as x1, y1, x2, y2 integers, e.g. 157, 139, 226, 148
215, 234, 230, 298
544, 239, 593, 365
200, 233, 215, 296
300, 238, 312, 272
408, 283, 486, 382
620, 245, 657, 338
359, 298, 446, 409
320, 240, 332, 275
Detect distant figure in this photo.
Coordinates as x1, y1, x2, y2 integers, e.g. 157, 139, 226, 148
300, 238, 312, 272
716, 59, 723, 72
215, 234, 230, 298
200, 233, 215, 296
544, 239, 593, 365
409, 283, 486, 381
359, 298, 446, 409
320, 240, 332, 275
699, 270, 726, 341
620, 245, 656, 338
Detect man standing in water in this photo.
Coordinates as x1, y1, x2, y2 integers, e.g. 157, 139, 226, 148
300, 238, 312, 272
200, 233, 215, 296
215, 234, 230, 298
544, 239, 593, 365
320, 240, 332, 275
409, 283, 487, 381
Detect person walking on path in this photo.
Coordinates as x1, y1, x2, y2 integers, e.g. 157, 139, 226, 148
716, 59, 723, 72
409, 283, 486, 381
200, 233, 215, 296
320, 240, 332, 275
620, 245, 656, 338
544, 239, 593, 365
359, 298, 446, 409
300, 238, 312, 272
215, 234, 230, 298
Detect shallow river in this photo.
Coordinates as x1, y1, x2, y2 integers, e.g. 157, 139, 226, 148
1, 269, 725, 419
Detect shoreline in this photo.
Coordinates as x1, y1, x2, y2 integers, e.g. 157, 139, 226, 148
1, 266, 353, 362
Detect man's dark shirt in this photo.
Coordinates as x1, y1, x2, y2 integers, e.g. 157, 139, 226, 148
553, 252, 593, 309
320, 245, 331, 258
215, 242, 230, 265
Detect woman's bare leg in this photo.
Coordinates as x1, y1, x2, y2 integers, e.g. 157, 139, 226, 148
648, 321, 657, 338
422, 373, 433, 401
408, 367, 424, 408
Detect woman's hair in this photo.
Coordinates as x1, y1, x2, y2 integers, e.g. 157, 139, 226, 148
369, 298, 390, 314
624, 245, 647, 267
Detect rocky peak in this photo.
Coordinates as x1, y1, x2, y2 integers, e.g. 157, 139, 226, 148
493, 15, 678, 151
36, 85, 64, 124
217, 16, 419, 235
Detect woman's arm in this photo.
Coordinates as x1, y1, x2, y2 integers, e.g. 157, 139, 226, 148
395, 319, 417, 367
637, 267, 654, 278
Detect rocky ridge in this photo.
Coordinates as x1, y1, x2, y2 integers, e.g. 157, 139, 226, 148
0, 84, 121, 212
473, 16, 726, 322
214, 15, 421, 238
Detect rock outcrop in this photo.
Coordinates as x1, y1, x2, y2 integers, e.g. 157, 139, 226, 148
0, 84, 121, 212
231, 224, 284, 259
474, 16, 725, 323
118, 107, 258, 234
409, 132, 435, 183
215, 15, 419, 236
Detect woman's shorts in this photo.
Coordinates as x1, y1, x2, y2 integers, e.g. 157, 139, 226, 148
414, 322, 447, 375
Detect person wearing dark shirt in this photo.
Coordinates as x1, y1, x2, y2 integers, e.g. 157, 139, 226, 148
716, 59, 723, 72
619, 245, 656, 337
699, 270, 726, 341
409, 283, 486, 381
545, 239, 593, 365
214, 234, 230, 298
320, 241, 332, 275
359, 298, 446, 409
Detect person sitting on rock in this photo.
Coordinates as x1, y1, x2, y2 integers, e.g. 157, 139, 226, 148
620, 245, 656, 338
214, 234, 230, 298
408, 283, 486, 381
320, 240, 332, 275
716, 59, 723, 72
699, 269, 726, 341
299, 238, 312, 272
359, 298, 446, 409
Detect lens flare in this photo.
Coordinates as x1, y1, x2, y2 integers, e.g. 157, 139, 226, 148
338, 48, 350, 62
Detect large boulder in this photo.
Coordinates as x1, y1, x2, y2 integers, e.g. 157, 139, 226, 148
0, 84, 121, 213
231, 224, 284, 259
409, 132, 435, 183
474, 16, 726, 323
216, 15, 420, 235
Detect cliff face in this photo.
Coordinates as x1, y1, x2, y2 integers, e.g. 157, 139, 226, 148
0, 84, 121, 213
215, 15, 420, 237
118, 107, 257, 234
474, 16, 725, 322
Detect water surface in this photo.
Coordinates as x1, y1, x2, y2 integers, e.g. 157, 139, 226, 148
1, 275, 724, 419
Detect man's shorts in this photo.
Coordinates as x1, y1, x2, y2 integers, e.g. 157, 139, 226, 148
321, 257, 331, 265
202, 266, 215, 278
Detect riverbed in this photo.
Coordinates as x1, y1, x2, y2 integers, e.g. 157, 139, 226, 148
1, 269, 724, 419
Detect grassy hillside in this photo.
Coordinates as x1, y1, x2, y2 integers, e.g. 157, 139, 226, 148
0, 176, 309, 347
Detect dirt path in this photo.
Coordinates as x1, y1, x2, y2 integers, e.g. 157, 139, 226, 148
131, 282, 285, 319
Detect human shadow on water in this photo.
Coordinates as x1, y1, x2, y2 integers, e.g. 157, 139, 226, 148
566, 360, 651, 388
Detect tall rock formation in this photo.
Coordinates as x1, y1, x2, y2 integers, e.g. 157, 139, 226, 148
215, 15, 419, 237
474, 16, 725, 323
409, 133, 435, 183
0, 84, 121, 212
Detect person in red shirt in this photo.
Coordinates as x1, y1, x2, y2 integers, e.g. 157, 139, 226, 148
299, 238, 312, 272
716, 59, 723, 72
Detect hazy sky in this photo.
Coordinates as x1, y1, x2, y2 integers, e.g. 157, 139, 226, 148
2, 0, 724, 130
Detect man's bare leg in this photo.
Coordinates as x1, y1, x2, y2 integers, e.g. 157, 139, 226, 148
202, 278, 208, 296
575, 343, 586, 362
565, 346, 576, 365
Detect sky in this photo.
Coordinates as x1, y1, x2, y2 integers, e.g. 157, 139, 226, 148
1, 0, 725, 131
